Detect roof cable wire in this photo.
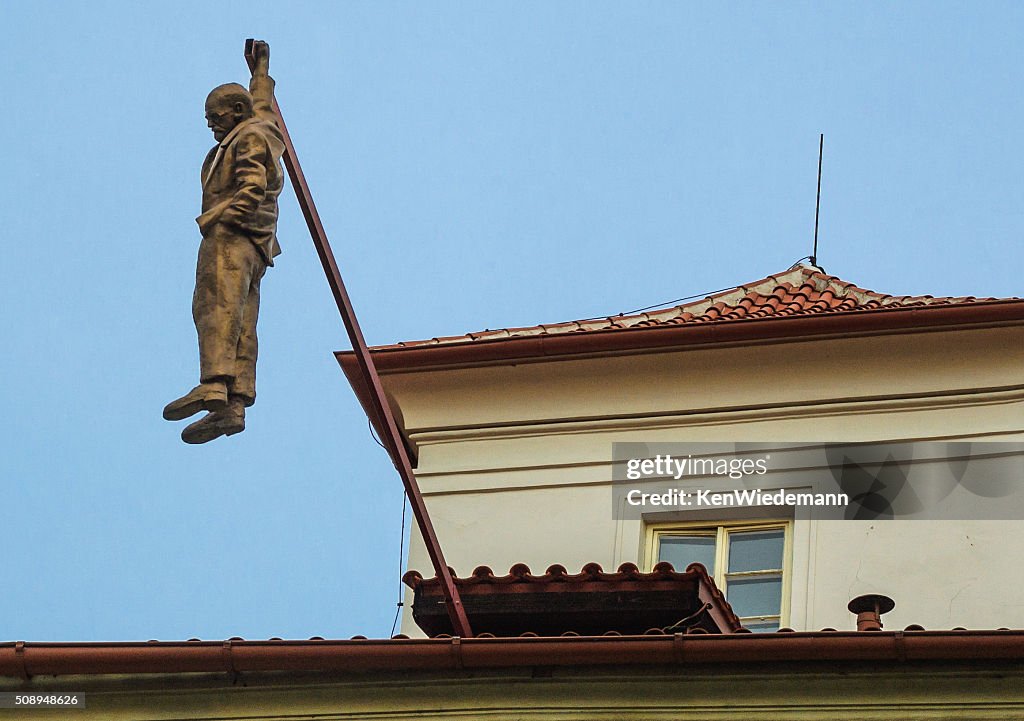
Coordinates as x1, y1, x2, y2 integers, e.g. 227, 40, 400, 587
366, 417, 405, 634
609, 284, 740, 317
368, 418, 387, 451
604, 253, 830, 321
591, 134, 830, 321
389, 491, 408, 638
573, 282, 745, 323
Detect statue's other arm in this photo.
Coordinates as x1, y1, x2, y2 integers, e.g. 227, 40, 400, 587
220, 132, 269, 228
196, 133, 269, 234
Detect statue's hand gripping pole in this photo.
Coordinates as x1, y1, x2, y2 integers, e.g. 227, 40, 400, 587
243, 39, 472, 638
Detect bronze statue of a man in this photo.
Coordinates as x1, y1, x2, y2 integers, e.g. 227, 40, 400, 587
163, 40, 285, 443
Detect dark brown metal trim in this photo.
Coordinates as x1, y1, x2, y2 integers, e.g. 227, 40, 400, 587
242, 40, 470, 637
3, 631, 1023, 677
337, 299, 1024, 376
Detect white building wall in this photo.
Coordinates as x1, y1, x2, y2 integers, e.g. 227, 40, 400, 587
388, 326, 1024, 633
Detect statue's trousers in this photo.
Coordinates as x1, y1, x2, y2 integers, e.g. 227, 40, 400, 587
192, 224, 266, 405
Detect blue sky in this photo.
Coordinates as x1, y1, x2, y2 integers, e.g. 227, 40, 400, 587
1, 1, 1021, 641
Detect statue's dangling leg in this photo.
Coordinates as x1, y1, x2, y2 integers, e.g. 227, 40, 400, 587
171, 227, 263, 444
228, 264, 265, 409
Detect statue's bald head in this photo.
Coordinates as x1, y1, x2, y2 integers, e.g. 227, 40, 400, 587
205, 83, 254, 142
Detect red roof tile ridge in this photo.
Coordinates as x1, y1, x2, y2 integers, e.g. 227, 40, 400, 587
364, 266, 1020, 351
403, 561, 711, 589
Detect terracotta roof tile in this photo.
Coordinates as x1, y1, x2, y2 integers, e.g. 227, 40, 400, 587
133, 624, 1022, 645
379, 267, 1016, 351
403, 561, 743, 638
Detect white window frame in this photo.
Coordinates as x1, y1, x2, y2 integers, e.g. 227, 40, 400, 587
644, 520, 793, 630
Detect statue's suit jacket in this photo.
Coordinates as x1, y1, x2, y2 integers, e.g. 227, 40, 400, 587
196, 74, 286, 266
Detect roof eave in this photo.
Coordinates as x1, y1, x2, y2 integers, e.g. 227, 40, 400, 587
3, 631, 1024, 678
336, 299, 1024, 376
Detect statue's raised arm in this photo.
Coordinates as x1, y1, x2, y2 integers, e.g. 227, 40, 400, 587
248, 40, 276, 124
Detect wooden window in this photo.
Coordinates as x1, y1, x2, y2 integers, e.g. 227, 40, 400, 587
647, 521, 790, 631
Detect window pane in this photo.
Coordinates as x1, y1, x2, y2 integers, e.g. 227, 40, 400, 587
658, 535, 716, 574
728, 529, 784, 573
742, 619, 780, 633
726, 574, 782, 617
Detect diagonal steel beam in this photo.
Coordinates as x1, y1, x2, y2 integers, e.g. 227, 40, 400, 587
244, 39, 472, 638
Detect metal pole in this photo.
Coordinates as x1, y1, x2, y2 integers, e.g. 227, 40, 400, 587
244, 39, 472, 638
812, 133, 823, 267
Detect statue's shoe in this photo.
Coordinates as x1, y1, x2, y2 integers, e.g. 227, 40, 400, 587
180, 408, 245, 444
163, 383, 228, 421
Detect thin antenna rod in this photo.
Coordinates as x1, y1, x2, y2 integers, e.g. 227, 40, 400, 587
243, 40, 472, 638
811, 133, 823, 267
